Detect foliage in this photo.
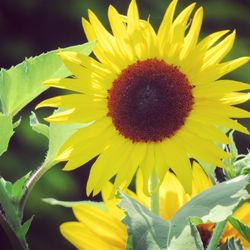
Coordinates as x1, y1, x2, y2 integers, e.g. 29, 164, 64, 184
118, 175, 250, 250
0, 0, 249, 249
0, 41, 95, 248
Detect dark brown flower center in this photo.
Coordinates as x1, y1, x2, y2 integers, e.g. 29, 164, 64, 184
107, 59, 193, 143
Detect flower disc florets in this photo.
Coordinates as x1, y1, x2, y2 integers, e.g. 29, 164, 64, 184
108, 59, 194, 142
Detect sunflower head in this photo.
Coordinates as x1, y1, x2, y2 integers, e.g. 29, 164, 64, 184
38, 0, 250, 196
60, 164, 250, 249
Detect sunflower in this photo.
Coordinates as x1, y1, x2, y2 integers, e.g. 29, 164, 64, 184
37, 0, 250, 195
60, 163, 250, 249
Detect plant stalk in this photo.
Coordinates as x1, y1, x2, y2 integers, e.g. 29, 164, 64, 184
207, 220, 227, 250
150, 169, 160, 216
19, 165, 47, 218
0, 211, 23, 250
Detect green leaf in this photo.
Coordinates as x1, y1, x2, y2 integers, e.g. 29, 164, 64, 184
241, 166, 250, 175
228, 216, 250, 243
207, 220, 227, 250
197, 160, 216, 176
228, 131, 238, 159
219, 238, 243, 250
119, 175, 250, 249
126, 235, 134, 250
189, 220, 204, 250
43, 118, 90, 168
0, 212, 23, 250
223, 131, 238, 179
0, 178, 21, 231
13, 117, 22, 129
42, 198, 106, 210
236, 152, 250, 175
189, 217, 203, 226
0, 175, 34, 249
16, 216, 34, 240
119, 192, 170, 250
0, 113, 14, 156
10, 172, 31, 202
0, 41, 95, 116
29, 111, 49, 138
173, 175, 249, 226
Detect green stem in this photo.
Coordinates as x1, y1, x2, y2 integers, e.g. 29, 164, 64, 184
0, 211, 23, 250
207, 220, 227, 250
19, 165, 47, 218
150, 170, 160, 215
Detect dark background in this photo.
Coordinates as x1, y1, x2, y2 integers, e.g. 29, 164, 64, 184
0, 0, 249, 249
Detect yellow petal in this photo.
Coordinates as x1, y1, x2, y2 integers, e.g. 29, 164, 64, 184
159, 171, 189, 220
113, 142, 146, 191
44, 105, 106, 124
82, 18, 122, 71
181, 30, 230, 74
157, 0, 178, 56
37, 94, 105, 109
60, 222, 112, 250
62, 130, 116, 172
43, 78, 107, 96
184, 118, 230, 144
73, 205, 127, 248
108, 5, 134, 62
191, 57, 250, 84
221, 92, 250, 105
194, 102, 250, 118
180, 7, 203, 60
193, 80, 250, 97
202, 31, 236, 69
139, 144, 155, 195
160, 138, 192, 194
190, 113, 249, 135
175, 130, 230, 167
87, 135, 132, 196
127, 0, 140, 34
57, 118, 111, 158
191, 162, 213, 197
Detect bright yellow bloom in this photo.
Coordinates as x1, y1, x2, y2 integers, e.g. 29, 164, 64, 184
60, 163, 250, 249
38, 0, 250, 195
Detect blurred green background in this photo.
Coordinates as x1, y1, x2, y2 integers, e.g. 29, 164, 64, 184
0, 0, 249, 249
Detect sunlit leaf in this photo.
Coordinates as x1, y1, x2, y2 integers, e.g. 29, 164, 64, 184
0, 175, 33, 249
42, 198, 106, 212
0, 178, 20, 230
228, 131, 238, 159
10, 172, 31, 202
29, 111, 49, 138
189, 221, 204, 250
119, 175, 250, 249
0, 113, 14, 156
0, 41, 95, 116
43, 119, 88, 168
